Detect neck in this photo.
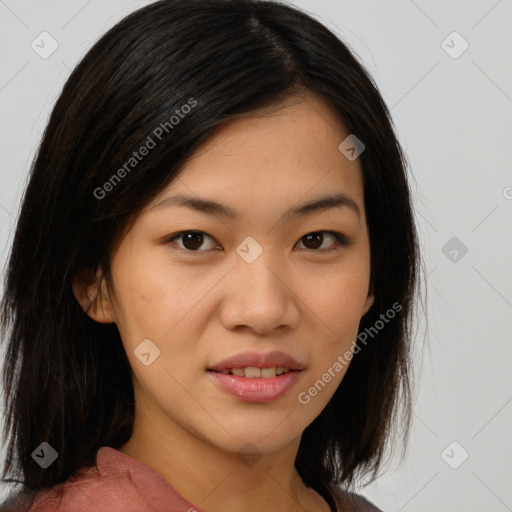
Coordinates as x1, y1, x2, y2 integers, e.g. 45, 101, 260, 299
119, 406, 330, 512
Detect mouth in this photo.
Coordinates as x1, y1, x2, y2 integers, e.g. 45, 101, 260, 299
208, 366, 296, 378
207, 351, 304, 403
207, 367, 302, 403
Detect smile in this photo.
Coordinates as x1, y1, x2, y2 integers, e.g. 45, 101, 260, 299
211, 366, 292, 378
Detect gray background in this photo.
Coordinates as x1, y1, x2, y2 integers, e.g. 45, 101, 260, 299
0, 1, 511, 510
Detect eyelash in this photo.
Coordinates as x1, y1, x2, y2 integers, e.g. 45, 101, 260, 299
164, 230, 352, 255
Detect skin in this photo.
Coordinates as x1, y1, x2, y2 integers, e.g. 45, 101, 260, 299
74, 91, 374, 512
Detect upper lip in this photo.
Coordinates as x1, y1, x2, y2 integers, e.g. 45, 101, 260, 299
208, 351, 303, 371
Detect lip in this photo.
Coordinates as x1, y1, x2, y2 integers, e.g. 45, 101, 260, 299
207, 350, 304, 404
207, 370, 301, 404
208, 350, 303, 371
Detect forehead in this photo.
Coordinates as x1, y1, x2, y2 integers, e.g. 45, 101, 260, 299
149, 93, 366, 224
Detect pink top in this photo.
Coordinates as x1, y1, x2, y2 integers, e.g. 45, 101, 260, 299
3, 447, 381, 512
27, 446, 207, 512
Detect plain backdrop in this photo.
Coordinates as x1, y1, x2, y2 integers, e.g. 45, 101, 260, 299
0, 1, 511, 511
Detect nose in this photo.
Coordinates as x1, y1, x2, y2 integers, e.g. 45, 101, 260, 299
219, 251, 301, 335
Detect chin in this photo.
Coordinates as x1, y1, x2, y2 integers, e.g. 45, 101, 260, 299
196, 420, 305, 457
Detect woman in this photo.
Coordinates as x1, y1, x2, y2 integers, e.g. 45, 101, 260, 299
0, 1, 421, 510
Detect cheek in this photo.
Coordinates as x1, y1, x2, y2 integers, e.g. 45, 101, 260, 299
300, 264, 370, 338
108, 252, 223, 384
109, 251, 194, 337
294, 268, 368, 413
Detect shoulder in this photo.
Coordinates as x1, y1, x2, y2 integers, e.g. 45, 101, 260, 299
0, 489, 37, 512
25, 464, 146, 512
0, 446, 193, 512
336, 490, 384, 512
1, 465, 102, 512
0, 449, 132, 512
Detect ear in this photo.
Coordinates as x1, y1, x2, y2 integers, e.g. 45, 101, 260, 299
362, 293, 374, 316
72, 268, 115, 324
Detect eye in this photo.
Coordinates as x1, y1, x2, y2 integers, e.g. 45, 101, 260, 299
165, 230, 351, 254
295, 231, 351, 252
167, 231, 219, 252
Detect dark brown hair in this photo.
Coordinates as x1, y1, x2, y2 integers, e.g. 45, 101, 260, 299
1, 1, 422, 510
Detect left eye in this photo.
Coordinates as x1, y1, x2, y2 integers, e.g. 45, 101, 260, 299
296, 231, 349, 251
165, 230, 350, 253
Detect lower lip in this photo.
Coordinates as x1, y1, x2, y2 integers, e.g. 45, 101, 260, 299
207, 370, 301, 404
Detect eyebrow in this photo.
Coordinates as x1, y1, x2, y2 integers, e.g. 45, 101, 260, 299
151, 193, 361, 222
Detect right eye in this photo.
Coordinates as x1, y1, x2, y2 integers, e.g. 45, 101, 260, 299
165, 231, 219, 253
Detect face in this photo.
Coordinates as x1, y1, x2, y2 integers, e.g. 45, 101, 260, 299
80, 92, 374, 456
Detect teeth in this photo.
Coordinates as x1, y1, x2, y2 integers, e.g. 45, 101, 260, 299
244, 367, 261, 378
260, 367, 276, 378
218, 367, 292, 377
